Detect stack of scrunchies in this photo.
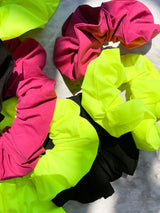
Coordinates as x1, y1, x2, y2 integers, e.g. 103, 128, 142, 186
2, 47, 160, 210
52, 48, 160, 206
0, 39, 98, 212
52, 0, 160, 206
0, 0, 160, 212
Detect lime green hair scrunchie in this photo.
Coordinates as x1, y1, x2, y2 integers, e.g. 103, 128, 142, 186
0, 0, 59, 40
0, 97, 98, 212
82, 48, 160, 151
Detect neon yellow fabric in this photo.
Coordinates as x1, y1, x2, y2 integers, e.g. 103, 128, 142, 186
0, 0, 59, 40
0, 98, 99, 212
82, 48, 160, 151
0, 97, 17, 134
121, 54, 160, 118
121, 54, 160, 150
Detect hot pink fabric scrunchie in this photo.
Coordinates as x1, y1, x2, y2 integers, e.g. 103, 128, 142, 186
0, 38, 57, 180
53, 0, 160, 80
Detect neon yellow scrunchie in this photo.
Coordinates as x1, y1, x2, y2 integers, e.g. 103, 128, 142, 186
82, 48, 160, 151
0, 0, 59, 40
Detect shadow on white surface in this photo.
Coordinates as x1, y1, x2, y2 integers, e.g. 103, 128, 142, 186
63, 150, 160, 213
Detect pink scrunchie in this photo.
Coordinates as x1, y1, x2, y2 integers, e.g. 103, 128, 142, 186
0, 38, 57, 180
53, 0, 160, 80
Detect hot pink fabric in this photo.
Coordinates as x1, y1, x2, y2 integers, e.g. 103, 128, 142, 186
53, 0, 160, 80
0, 38, 57, 180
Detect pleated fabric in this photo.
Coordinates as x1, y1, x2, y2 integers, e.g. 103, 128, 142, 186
0, 37, 57, 180
81, 48, 160, 151
0, 97, 99, 213
0, 0, 59, 40
53, 0, 160, 80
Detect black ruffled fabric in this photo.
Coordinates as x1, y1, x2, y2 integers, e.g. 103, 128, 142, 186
0, 40, 14, 121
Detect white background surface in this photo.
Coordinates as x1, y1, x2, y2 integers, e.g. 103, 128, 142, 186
21, 0, 160, 212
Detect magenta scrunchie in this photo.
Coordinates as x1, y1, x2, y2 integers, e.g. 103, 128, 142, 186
53, 0, 160, 80
0, 38, 57, 180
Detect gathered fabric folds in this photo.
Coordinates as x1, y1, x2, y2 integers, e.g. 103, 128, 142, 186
121, 53, 160, 150
53, 0, 160, 80
0, 37, 57, 180
0, 0, 59, 40
82, 48, 160, 151
52, 93, 139, 205
0, 40, 14, 121
0, 97, 98, 212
